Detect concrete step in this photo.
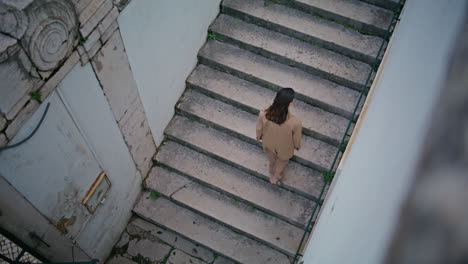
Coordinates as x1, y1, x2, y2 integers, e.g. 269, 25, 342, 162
129, 217, 228, 264
359, 0, 399, 11
198, 40, 360, 121
209, 14, 372, 91
288, 0, 394, 38
164, 115, 323, 200
134, 193, 291, 264
187, 65, 351, 146
222, 0, 383, 64
146, 166, 305, 256
155, 141, 314, 228
178, 89, 336, 172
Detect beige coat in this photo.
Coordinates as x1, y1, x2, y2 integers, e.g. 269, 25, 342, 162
256, 110, 302, 160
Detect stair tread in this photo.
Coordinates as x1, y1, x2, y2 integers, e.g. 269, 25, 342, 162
360, 0, 399, 11
188, 64, 350, 145
155, 141, 314, 228
134, 193, 290, 264
210, 14, 371, 90
147, 166, 304, 256
222, 0, 383, 61
199, 40, 359, 120
165, 115, 323, 199
179, 89, 336, 171
293, 0, 393, 34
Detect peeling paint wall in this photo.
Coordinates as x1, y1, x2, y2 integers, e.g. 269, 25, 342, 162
301, 1, 468, 264
0, 63, 142, 261
0, 0, 219, 260
0, 0, 155, 260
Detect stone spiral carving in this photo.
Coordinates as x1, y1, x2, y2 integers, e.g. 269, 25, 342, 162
22, 0, 77, 71
0, 3, 28, 39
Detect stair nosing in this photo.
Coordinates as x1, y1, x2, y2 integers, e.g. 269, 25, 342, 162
133, 208, 241, 264
145, 168, 303, 256
164, 116, 323, 201
209, 14, 372, 91
154, 160, 310, 229
134, 194, 291, 264
197, 53, 354, 123
177, 89, 334, 172
287, 0, 393, 38
222, 0, 382, 64
187, 64, 350, 147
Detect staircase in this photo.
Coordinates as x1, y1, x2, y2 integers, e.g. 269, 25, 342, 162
132, 0, 398, 263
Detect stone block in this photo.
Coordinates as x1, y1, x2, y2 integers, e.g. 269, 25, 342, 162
77, 45, 90, 65
91, 29, 136, 115
91, 30, 155, 177
105, 255, 135, 264
41, 52, 80, 101
5, 100, 39, 140
73, 0, 92, 14
131, 218, 215, 263
119, 106, 155, 177
98, 6, 118, 35
87, 40, 102, 59
80, 0, 113, 37
78, 0, 105, 26
166, 249, 204, 264
5, 94, 30, 121
1, 48, 43, 119
83, 29, 100, 51
0, 133, 7, 147
79, 53, 90, 66
0, 116, 6, 131
77, 45, 87, 56
126, 239, 171, 262
115, 232, 130, 248
100, 21, 118, 44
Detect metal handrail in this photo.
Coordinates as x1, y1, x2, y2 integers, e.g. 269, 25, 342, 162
291, 1, 404, 263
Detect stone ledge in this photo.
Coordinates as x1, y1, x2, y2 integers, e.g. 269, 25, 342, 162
101, 21, 118, 44
83, 30, 101, 51
5, 100, 39, 140
88, 40, 103, 59
78, 0, 106, 27
98, 6, 119, 35
41, 51, 80, 101
80, 0, 113, 37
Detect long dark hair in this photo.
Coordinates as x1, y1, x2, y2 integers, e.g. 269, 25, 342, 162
266, 88, 295, 125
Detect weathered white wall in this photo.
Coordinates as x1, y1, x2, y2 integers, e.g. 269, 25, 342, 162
57, 63, 142, 259
118, 0, 221, 145
0, 63, 141, 260
301, 1, 468, 264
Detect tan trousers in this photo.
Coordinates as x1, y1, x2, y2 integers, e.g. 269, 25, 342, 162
264, 148, 289, 183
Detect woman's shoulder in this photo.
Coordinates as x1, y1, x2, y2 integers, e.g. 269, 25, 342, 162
288, 113, 302, 125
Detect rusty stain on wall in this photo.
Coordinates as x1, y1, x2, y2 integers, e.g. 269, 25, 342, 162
56, 216, 76, 234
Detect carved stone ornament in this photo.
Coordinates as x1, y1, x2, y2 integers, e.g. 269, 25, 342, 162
0, 3, 28, 39
21, 0, 78, 71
